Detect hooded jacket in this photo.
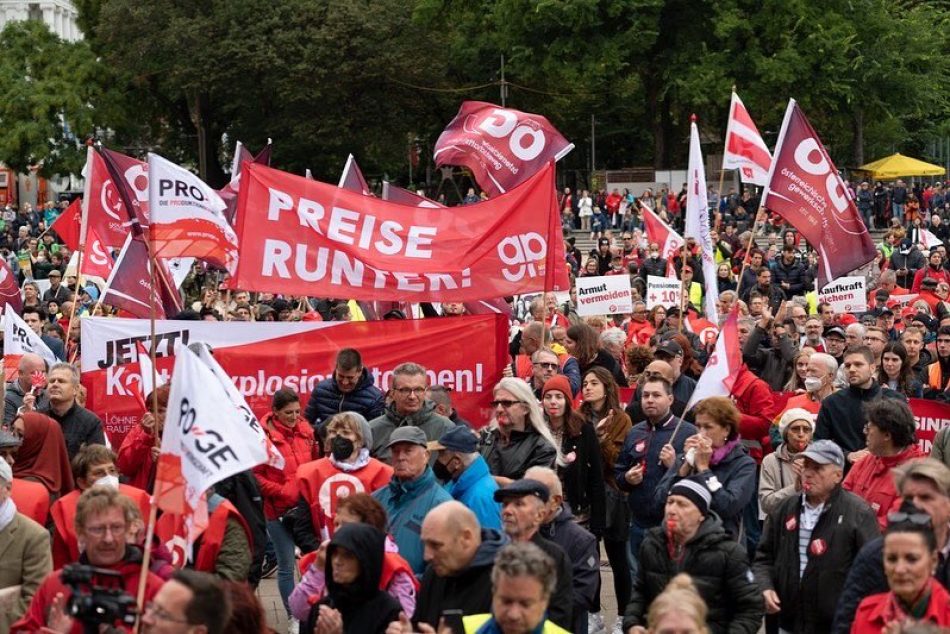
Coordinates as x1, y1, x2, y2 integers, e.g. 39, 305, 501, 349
254, 413, 320, 520
414, 529, 508, 627
370, 401, 455, 463
305, 368, 386, 430
448, 455, 501, 531
815, 381, 906, 455
842, 444, 925, 530
310, 524, 402, 634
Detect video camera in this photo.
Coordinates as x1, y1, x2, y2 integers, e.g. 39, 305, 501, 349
61, 564, 138, 634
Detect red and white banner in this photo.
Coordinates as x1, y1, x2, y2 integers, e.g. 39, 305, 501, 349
641, 203, 684, 262
762, 99, 876, 288
339, 154, 372, 195
433, 101, 574, 197
685, 119, 719, 324
81, 147, 145, 249
0, 259, 22, 316
79, 224, 115, 280
50, 197, 81, 251
910, 398, 950, 454
80, 314, 508, 448
722, 91, 772, 186
3, 304, 56, 381
686, 308, 741, 410
230, 162, 569, 301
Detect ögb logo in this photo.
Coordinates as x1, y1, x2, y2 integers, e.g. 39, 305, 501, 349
497, 233, 547, 282
469, 108, 546, 161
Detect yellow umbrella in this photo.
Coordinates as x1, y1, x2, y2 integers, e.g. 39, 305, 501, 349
857, 153, 946, 180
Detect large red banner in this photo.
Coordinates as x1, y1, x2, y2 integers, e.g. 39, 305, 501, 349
909, 398, 950, 454
80, 315, 508, 448
761, 99, 876, 288
230, 162, 569, 301
434, 101, 574, 197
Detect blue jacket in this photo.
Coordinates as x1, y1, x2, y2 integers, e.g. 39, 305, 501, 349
304, 368, 385, 429
448, 455, 501, 531
614, 413, 696, 528
373, 466, 453, 576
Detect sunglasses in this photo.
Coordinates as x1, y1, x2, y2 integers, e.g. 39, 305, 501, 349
491, 399, 524, 409
886, 512, 931, 527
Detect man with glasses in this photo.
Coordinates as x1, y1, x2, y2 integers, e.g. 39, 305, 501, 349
863, 326, 889, 365
12, 487, 165, 632
625, 301, 653, 347
369, 362, 454, 463
305, 347, 386, 432
513, 323, 580, 396
526, 348, 563, 400
141, 569, 231, 634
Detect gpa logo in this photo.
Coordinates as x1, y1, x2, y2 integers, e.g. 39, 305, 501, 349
497, 232, 547, 282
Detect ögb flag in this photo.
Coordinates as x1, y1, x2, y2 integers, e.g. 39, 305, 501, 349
3, 304, 57, 381
762, 99, 876, 288
686, 308, 741, 411
685, 118, 719, 324
148, 153, 239, 275
95, 147, 151, 237
434, 101, 574, 197
722, 91, 772, 186
80, 314, 508, 447
101, 235, 181, 320
229, 162, 569, 302
0, 259, 22, 316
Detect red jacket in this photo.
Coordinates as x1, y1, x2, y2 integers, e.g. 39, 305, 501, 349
912, 265, 950, 292
155, 499, 252, 574
11, 551, 164, 633
625, 320, 655, 348
730, 365, 780, 463
50, 485, 151, 569
254, 414, 320, 520
852, 579, 950, 633
11, 477, 50, 525
843, 445, 925, 530
115, 424, 157, 490
297, 457, 393, 537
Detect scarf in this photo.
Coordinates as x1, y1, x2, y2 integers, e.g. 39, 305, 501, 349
710, 437, 741, 466
0, 497, 17, 532
330, 448, 370, 473
12, 412, 74, 495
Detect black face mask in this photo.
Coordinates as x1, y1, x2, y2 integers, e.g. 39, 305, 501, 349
330, 436, 355, 462
432, 458, 453, 482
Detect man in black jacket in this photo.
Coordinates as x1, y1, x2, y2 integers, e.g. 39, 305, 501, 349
741, 268, 784, 313
754, 440, 878, 633
304, 347, 385, 433
772, 246, 807, 299
414, 501, 508, 628
39, 363, 104, 459
742, 304, 796, 391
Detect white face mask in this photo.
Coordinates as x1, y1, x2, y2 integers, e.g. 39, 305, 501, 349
803, 377, 824, 393
93, 474, 120, 491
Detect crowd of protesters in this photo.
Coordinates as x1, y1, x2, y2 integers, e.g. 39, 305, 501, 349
5, 176, 950, 634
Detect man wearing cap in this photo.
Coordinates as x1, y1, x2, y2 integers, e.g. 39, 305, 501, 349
41, 269, 70, 305
754, 439, 878, 633
651, 339, 697, 405
823, 326, 848, 368
3, 352, 49, 425
429, 426, 500, 530
0, 430, 50, 525
494, 478, 574, 630
372, 426, 452, 576
591, 238, 613, 275
623, 477, 763, 634
0, 456, 52, 632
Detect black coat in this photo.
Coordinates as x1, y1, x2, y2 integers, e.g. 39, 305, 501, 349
557, 421, 606, 536
480, 428, 557, 480
579, 349, 628, 387
531, 532, 574, 631
753, 486, 879, 633
622, 515, 763, 634
304, 368, 386, 431
540, 505, 600, 631
815, 381, 906, 455
772, 258, 808, 298
742, 324, 795, 392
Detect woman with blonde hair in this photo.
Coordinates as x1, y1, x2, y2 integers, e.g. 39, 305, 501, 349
637, 574, 709, 634
784, 348, 813, 392
479, 377, 562, 486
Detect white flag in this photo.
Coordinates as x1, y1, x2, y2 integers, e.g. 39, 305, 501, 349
3, 304, 57, 374
685, 120, 720, 324
686, 309, 741, 411
722, 91, 772, 186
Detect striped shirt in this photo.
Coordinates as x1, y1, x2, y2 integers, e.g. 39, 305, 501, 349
798, 497, 825, 578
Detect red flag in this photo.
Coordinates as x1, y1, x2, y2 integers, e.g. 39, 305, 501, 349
50, 197, 82, 251
339, 154, 372, 195
640, 203, 684, 262
382, 182, 444, 208
220, 140, 273, 225
722, 92, 772, 186
100, 236, 180, 319
0, 259, 22, 315
79, 224, 115, 280
80, 147, 142, 249
230, 162, 569, 302
686, 308, 742, 410
434, 101, 574, 197
761, 100, 876, 288
97, 147, 150, 233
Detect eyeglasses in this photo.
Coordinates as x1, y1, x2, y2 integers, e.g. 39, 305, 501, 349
393, 387, 427, 396
144, 602, 190, 624
491, 399, 524, 409
532, 362, 558, 370
886, 512, 932, 527
84, 523, 127, 538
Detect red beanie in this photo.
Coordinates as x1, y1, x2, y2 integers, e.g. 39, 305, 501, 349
541, 375, 572, 400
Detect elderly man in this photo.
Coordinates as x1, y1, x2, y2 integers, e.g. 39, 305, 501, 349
754, 440, 878, 633
429, 426, 500, 530
780, 352, 838, 418
525, 348, 564, 400
526, 466, 600, 634
426, 385, 470, 428
369, 362, 454, 463
142, 569, 231, 634
372, 427, 452, 576
412, 501, 508, 628
844, 322, 866, 350
12, 487, 165, 632
38, 362, 104, 459
305, 347, 386, 431
0, 457, 51, 632
801, 316, 824, 351
515, 326, 581, 396
3, 353, 49, 425
494, 479, 573, 630
834, 459, 950, 633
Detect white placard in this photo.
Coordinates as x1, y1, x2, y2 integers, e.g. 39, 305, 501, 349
818, 276, 867, 314
575, 275, 633, 316
646, 275, 682, 310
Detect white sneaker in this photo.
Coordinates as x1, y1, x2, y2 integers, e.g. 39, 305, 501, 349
610, 618, 625, 634
588, 612, 606, 634
287, 617, 299, 634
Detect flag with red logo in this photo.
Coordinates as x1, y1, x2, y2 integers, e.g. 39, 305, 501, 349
50, 197, 82, 251
761, 99, 876, 289
97, 147, 151, 234
339, 154, 372, 195
722, 91, 772, 186
0, 259, 22, 316
641, 202, 684, 277
685, 119, 719, 324
433, 101, 574, 197
79, 224, 115, 280
101, 236, 181, 320
686, 308, 742, 410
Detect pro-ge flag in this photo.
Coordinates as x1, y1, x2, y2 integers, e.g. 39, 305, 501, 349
761, 99, 876, 288
3, 304, 57, 381
722, 91, 772, 186
148, 153, 239, 275
686, 308, 742, 411
685, 118, 720, 324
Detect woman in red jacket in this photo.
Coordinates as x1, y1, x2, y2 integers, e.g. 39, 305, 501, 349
852, 508, 950, 632
116, 385, 169, 491
254, 388, 320, 624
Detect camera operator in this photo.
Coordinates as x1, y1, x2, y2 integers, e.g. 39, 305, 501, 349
11, 486, 165, 633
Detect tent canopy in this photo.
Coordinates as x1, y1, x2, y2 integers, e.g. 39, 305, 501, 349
857, 153, 946, 180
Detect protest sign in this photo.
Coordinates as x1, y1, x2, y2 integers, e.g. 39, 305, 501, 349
818, 276, 867, 313
646, 275, 682, 310
575, 275, 633, 316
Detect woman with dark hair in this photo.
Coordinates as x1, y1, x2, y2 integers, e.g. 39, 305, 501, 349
116, 385, 170, 490
649, 305, 667, 330
660, 396, 756, 539
566, 323, 627, 386
253, 389, 320, 627
669, 333, 704, 380
579, 366, 633, 621
879, 341, 924, 398
852, 506, 950, 632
